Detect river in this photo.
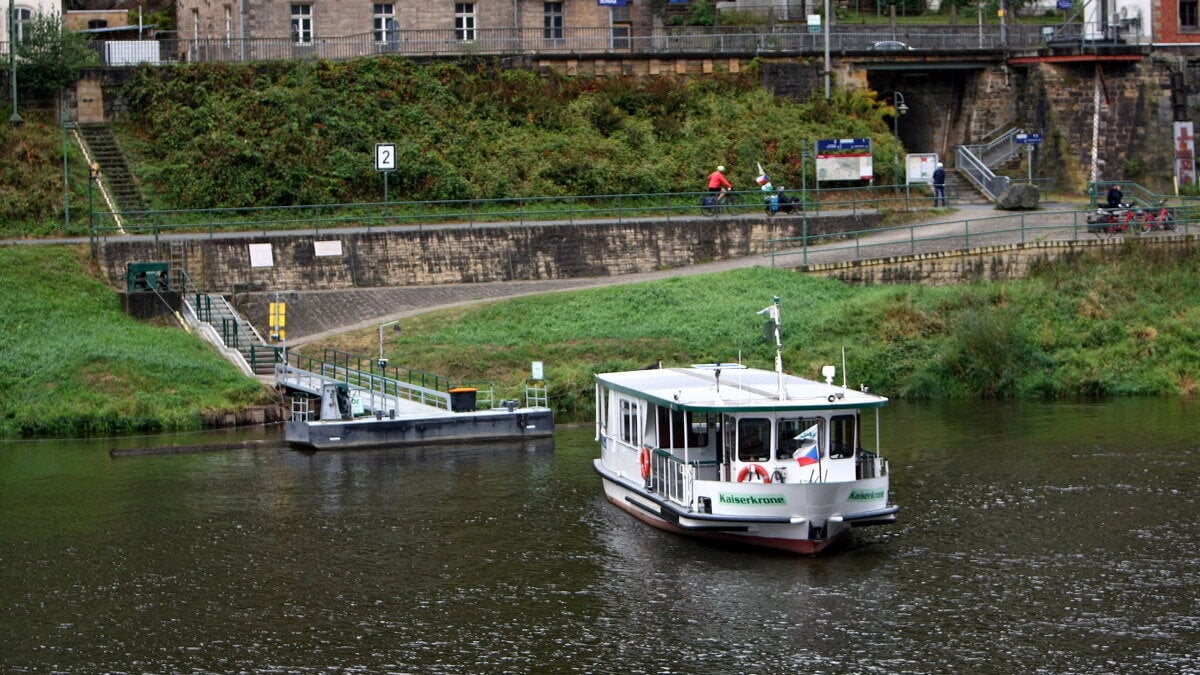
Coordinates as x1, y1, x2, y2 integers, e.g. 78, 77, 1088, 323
1, 398, 1197, 674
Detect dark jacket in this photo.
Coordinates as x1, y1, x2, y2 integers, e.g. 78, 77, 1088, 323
932, 167, 945, 186
1106, 187, 1123, 208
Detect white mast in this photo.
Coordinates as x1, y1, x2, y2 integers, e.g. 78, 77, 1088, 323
757, 296, 784, 400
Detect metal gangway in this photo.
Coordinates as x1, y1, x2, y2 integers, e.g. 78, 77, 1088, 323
276, 349, 452, 420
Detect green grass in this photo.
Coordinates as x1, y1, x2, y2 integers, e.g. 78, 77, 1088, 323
0, 246, 273, 437
303, 249, 1200, 423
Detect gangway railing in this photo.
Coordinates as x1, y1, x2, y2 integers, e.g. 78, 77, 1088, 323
280, 349, 451, 410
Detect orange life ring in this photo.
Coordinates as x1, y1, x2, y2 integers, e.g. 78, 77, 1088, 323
639, 447, 651, 478
736, 464, 771, 483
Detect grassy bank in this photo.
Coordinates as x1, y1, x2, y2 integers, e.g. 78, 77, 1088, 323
0, 246, 273, 437
301, 246, 1200, 422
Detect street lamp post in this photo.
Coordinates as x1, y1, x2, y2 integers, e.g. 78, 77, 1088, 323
891, 92, 909, 187
88, 162, 100, 256
377, 320, 401, 409
9, 0, 22, 124
62, 113, 75, 231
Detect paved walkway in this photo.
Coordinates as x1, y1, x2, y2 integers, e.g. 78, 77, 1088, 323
271, 202, 1085, 345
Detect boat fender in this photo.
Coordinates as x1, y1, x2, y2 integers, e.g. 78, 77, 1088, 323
736, 464, 771, 483
639, 447, 651, 479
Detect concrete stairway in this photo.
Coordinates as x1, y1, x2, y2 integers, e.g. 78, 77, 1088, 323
190, 292, 278, 376
945, 169, 992, 206
78, 124, 148, 222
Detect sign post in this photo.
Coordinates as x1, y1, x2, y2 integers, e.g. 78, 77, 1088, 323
375, 143, 396, 228
1015, 132, 1042, 184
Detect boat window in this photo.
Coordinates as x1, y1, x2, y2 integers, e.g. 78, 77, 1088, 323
778, 417, 823, 461
829, 414, 858, 459
656, 408, 709, 449
736, 418, 771, 462
619, 398, 640, 445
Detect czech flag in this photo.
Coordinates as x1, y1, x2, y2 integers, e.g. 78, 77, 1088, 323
795, 443, 820, 467
755, 162, 771, 187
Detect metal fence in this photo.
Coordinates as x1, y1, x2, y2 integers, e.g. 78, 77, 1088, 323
763, 208, 1199, 267
65, 20, 1147, 67
86, 185, 938, 240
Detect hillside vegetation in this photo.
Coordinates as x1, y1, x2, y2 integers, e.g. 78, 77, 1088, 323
304, 245, 1200, 422
117, 58, 900, 209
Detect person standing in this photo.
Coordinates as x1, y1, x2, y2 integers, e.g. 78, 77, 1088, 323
932, 162, 947, 207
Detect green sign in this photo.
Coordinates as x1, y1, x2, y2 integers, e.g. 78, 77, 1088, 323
848, 489, 885, 501
719, 492, 787, 506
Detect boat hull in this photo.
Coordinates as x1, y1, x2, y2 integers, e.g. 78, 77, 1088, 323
596, 461, 858, 555
286, 407, 554, 450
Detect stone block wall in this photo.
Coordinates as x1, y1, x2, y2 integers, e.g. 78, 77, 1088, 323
95, 213, 881, 293
801, 235, 1200, 285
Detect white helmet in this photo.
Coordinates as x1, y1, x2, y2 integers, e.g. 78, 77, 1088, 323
717, 165, 725, 172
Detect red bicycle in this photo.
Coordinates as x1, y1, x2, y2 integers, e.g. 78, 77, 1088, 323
1136, 200, 1177, 234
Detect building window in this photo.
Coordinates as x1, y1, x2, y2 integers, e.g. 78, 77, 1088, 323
373, 4, 395, 43
610, 6, 630, 50
291, 4, 313, 44
14, 7, 32, 42
543, 2, 563, 40
455, 3, 475, 41
87, 19, 108, 30
191, 8, 200, 41
225, 6, 233, 44
1183, 0, 1198, 28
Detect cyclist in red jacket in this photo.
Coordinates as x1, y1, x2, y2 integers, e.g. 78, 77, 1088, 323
707, 165, 733, 202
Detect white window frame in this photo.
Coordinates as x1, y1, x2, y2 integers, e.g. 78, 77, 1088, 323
191, 8, 200, 41
454, 3, 475, 42
373, 3, 395, 43
543, 2, 563, 41
291, 4, 313, 44
224, 6, 233, 45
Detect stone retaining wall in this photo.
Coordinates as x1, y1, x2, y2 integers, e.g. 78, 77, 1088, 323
801, 235, 1200, 285
96, 213, 880, 293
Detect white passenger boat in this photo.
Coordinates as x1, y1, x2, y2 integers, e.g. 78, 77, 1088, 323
593, 298, 898, 554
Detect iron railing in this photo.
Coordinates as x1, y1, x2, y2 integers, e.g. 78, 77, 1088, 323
55, 20, 1150, 67
763, 208, 1199, 267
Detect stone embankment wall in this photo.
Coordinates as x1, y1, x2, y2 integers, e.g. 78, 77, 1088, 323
96, 214, 880, 293
802, 235, 1200, 285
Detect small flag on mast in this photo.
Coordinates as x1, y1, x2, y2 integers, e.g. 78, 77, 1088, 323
755, 162, 772, 190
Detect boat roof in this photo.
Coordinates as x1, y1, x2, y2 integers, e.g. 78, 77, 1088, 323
596, 365, 888, 413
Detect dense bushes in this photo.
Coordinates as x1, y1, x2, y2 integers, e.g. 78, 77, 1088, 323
119, 57, 902, 209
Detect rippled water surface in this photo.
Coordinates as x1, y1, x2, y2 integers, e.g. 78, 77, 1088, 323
2, 399, 1198, 673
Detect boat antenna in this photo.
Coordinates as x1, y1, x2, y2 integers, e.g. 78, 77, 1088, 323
757, 296, 784, 400
841, 347, 848, 398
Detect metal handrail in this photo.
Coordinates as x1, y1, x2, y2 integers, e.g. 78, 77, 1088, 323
762, 208, 1197, 267
955, 144, 1011, 202
76, 21, 1147, 67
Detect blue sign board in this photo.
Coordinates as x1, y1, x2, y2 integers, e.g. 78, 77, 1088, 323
1016, 133, 1043, 145
816, 138, 871, 152
597, 0, 628, 5
1056, 0, 1072, 9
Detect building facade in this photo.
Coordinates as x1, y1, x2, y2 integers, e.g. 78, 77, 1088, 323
1, 0, 63, 55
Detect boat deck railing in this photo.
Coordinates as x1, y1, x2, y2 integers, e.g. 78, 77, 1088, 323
651, 449, 720, 510
857, 451, 888, 480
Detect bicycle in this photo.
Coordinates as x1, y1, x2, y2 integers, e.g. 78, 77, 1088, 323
1136, 200, 1177, 234
700, 189, 737, 217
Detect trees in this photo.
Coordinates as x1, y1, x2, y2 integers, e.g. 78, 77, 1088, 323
16, 13, 99, 97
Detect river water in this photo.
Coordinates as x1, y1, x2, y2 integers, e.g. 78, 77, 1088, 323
1, 398, 1197, 674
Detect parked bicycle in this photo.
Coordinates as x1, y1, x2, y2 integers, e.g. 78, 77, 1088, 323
1136, 200, 1177, 234
1086, 202, 1138, 238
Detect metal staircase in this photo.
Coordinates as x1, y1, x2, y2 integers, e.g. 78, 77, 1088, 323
175, 270, 279, 377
